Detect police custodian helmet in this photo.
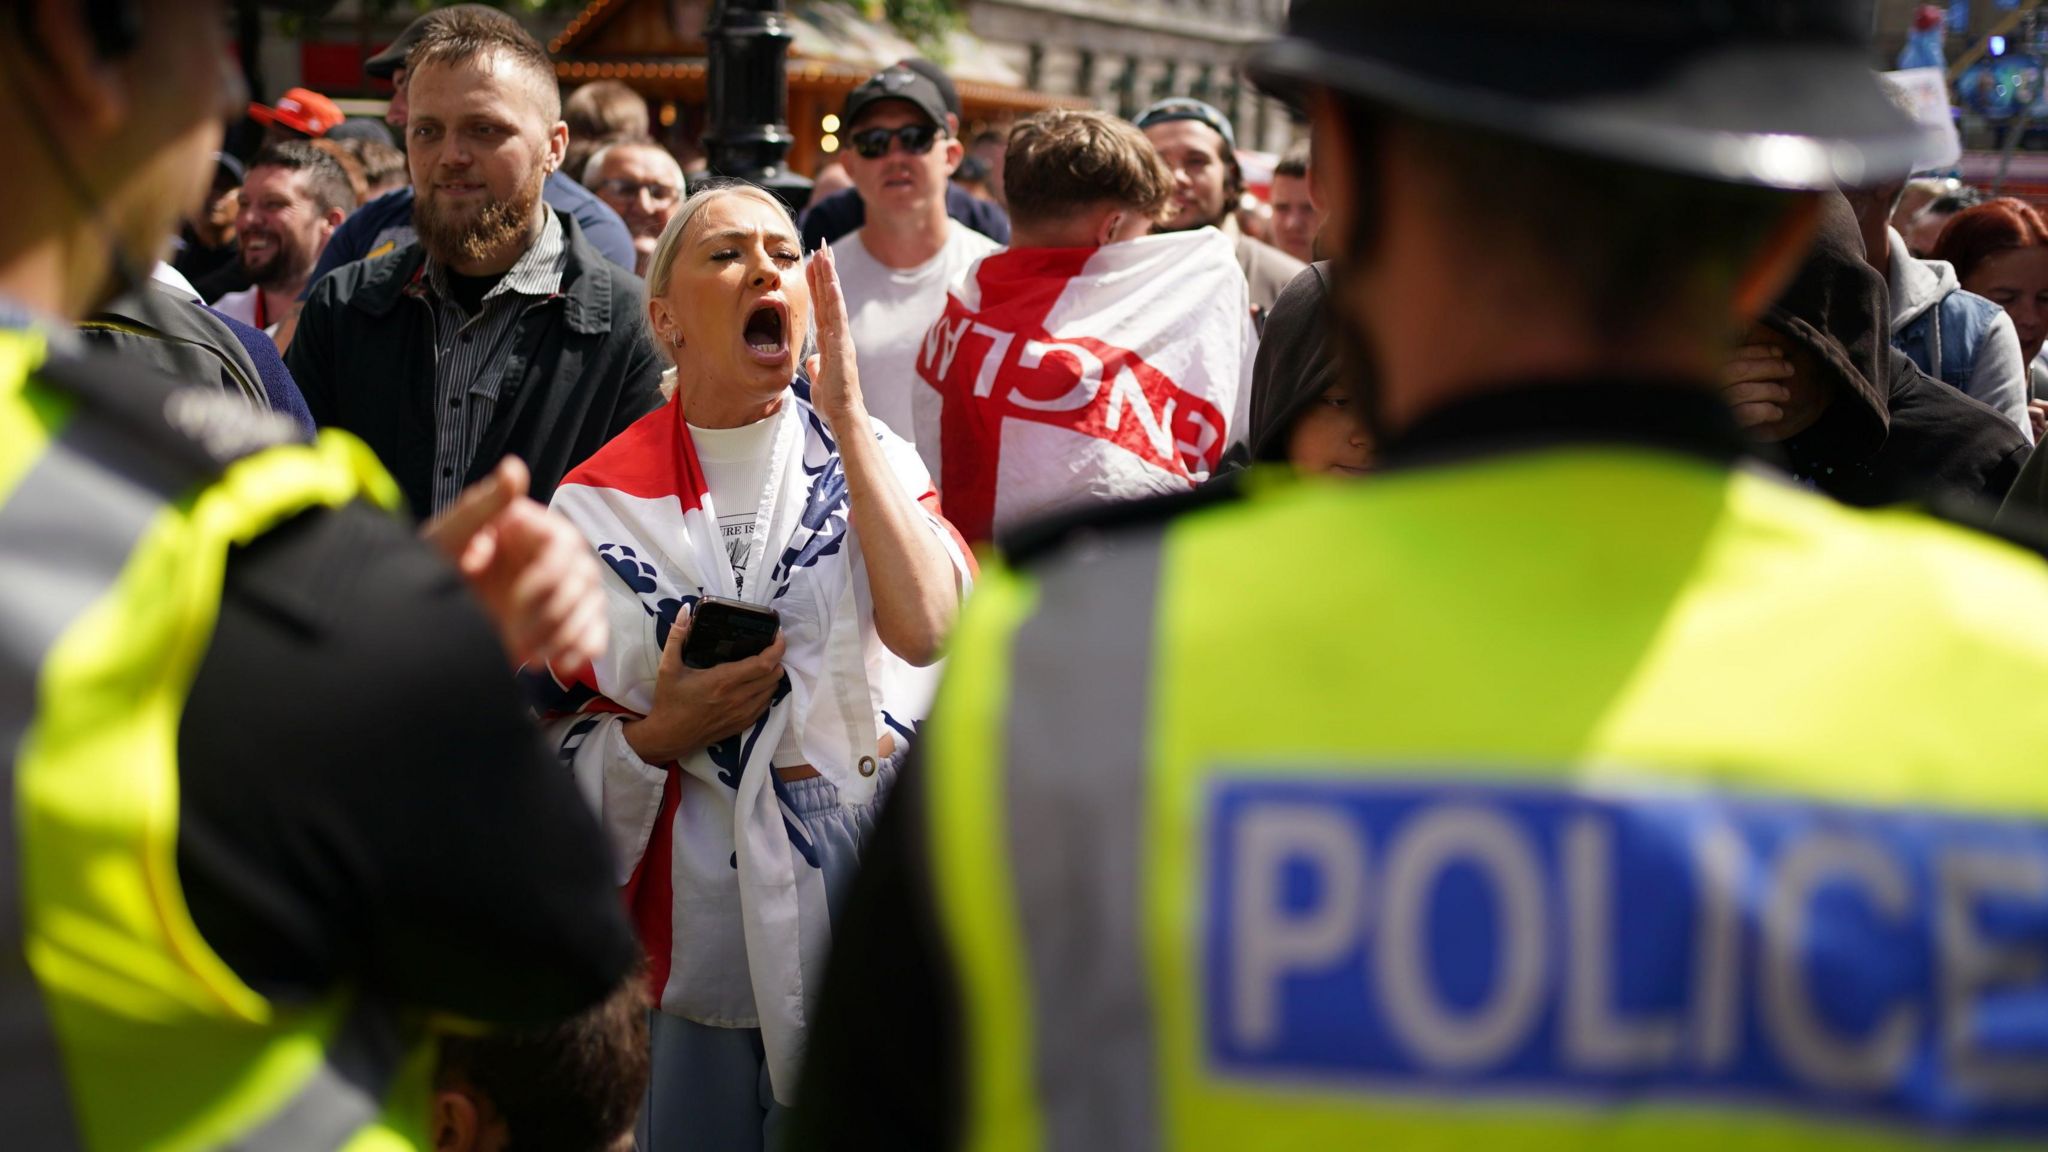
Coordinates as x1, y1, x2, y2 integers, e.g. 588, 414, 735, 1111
1249, 0, 1937, 191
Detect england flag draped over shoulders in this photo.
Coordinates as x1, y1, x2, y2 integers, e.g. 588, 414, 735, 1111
531, 382, 973, 1108
912, 228, 1257, 544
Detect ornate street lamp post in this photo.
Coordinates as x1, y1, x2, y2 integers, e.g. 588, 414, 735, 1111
703, 0, 815, 211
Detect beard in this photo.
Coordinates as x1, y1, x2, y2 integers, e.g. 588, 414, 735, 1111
239, 232, 309, 291
1159, 196, 1227, 234
415, 165, 547, 267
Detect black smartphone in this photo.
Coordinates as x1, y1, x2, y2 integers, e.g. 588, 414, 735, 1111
681, 597, 781, 669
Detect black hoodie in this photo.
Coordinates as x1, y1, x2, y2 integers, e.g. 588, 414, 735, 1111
1767, 194, 2028, 509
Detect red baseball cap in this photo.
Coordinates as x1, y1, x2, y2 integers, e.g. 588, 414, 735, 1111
249, 88, 344, 137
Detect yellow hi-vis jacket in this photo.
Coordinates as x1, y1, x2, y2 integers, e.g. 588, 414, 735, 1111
0, 322, 431, 1150
925, 443, 2048, 1151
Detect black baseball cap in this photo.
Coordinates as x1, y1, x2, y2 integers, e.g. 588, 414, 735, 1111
897, 58, 961, 120
1248, 0, 1933, 191
365, 3, 506, 79
844, 66, 950, 132
325, 118, 394, 145
1137, 98, 1237, 153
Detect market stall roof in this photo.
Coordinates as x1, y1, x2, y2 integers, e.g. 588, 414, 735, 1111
551, 0, 1071, 110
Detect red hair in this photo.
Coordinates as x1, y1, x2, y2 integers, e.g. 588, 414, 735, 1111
1931, 198, 2048, 283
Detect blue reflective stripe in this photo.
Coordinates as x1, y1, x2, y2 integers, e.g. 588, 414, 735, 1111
1204, 776, 2048, 1138
0, 300, 37, 331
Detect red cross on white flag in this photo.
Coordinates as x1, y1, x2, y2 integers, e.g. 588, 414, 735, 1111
914, 229, 1257, 544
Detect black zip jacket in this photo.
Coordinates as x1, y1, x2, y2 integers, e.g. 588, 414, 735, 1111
287, 211, 666, 514
18, 333, 638, 1028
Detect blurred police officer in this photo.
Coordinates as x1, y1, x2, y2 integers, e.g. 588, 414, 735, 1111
796, 1, 2048, 1148
0, 0, 637, 1146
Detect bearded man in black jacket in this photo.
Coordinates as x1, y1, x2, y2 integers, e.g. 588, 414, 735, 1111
288, 10, 664, 516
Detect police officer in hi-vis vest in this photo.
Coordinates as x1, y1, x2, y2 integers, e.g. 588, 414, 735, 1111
795, 1, 2048, 1148
0, 0, 639, 1147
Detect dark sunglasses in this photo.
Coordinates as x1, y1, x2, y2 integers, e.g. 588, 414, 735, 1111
850, 123, 942, 160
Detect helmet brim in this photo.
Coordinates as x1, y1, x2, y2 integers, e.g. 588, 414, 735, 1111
1249, 38, 1939, 191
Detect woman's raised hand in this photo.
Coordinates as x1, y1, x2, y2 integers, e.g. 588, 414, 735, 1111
802, 243, 962, 668
805, 241, 866, 430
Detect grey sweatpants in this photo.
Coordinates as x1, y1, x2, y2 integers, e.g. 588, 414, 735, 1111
635, 761, 896, 1152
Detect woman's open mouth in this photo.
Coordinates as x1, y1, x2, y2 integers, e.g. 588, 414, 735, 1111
743, 302, 789, 364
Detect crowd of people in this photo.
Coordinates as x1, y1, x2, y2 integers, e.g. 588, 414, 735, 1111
13, 0, 2048, 1148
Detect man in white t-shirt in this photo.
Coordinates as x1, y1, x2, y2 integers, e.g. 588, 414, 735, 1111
214, 141, 355, 340
832, 66, 1000, 448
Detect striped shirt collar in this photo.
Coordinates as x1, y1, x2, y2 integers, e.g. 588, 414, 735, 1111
421, 207, 567, 307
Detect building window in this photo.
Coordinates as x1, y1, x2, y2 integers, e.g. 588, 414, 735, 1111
1117, 55, 1140, 118
1077, 49, 1096, 99
1153, 59, 1180, 101
1027, 42, 1045, 92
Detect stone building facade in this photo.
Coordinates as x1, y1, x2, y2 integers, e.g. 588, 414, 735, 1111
964, 0, 1294, 153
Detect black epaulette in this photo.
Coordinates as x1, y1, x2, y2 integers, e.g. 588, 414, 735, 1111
78, 284, 268, 411
1925, 492, 2048, 564
997, 469, 1255, 569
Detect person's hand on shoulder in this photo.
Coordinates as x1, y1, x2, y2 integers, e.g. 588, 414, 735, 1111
421, 456, 608, 677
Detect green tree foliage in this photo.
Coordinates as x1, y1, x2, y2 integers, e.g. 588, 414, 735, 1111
884, 0, 959, 55
362, 0, 588, 15
367, 0, 959, 20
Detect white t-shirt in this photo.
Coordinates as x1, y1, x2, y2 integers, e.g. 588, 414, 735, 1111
687, 413, 804, 766
688, 416, 778, 596
833, 221, 999, 448
150, 263, 201, 301
212, 286, 279, 336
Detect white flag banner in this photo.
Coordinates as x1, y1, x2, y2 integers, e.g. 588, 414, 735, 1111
1881, 67, 1963, 171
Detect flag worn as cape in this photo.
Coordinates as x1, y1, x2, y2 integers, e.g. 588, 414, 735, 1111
532, 378, 972, 1106
912, 228, 1257, 544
